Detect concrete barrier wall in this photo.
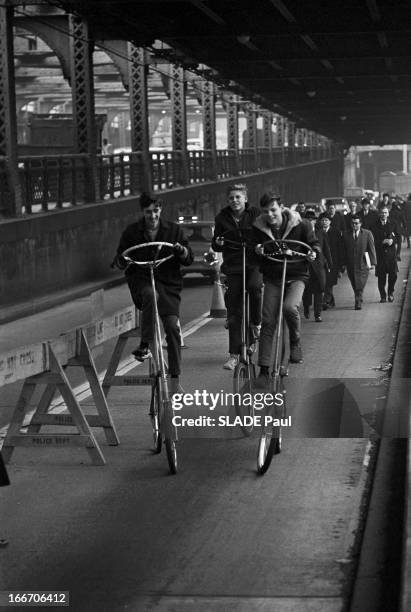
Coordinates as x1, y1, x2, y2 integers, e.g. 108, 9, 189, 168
0, 160, 341, 306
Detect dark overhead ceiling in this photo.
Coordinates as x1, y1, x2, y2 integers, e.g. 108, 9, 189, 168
52, 0, 411, 146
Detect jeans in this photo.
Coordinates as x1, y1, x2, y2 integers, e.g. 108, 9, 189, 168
225, 268, 263, 354
129, 284, 181, 376
258, 279, 305, 367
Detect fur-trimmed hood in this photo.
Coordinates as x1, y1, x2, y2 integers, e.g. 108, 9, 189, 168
252, 207, 302, 240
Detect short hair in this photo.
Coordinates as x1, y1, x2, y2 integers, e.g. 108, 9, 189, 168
227, 183, 248, 196
325, 200, 335, 207
140, 192, 161, 209
351, 215, 361, 223
305, 209, 316, 219
361, 198, 370, 206
260, 191, 282, 207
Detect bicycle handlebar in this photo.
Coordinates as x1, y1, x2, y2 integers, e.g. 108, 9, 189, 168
258, 238, 314, 263
121, 241, 175, 268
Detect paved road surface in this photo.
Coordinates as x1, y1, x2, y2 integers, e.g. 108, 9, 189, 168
0, 258, 409, 611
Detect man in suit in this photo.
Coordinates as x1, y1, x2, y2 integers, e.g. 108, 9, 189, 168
342, 215, 377, 310
372, 207, 398, 302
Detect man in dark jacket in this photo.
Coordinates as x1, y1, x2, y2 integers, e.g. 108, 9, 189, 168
372, 207, 398, 302
212, 184, 262, 370
389, 200, 406, 261
342, 215, 377, 310
302, 210, 332, 322
115, 193, 193, 391
404, 194, 411, 248
320, 216, 343, 308
252, 192, 320, 387
358, 198, 378, 231
319, 200, 346, 234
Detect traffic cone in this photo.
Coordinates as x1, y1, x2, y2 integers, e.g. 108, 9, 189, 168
209, 273, 227, 318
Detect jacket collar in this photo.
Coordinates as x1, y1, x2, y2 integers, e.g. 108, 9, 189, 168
253, 208, 301, 239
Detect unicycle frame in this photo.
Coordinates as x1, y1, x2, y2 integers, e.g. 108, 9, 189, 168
121, 241, 179, 474
257, 238, 313, 475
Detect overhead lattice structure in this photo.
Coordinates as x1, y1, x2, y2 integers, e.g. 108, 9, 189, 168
53, 0, 411, 146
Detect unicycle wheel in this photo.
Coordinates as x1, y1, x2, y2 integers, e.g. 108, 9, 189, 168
165, 439, 178, 474
149, 382, 162, 454
233, 362, 255, 436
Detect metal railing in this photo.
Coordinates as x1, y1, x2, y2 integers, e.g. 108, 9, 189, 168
0, 145, 335, 217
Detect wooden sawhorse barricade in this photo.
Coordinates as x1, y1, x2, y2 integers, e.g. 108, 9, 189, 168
2, 330, 119, 465
102, 327, 156, 400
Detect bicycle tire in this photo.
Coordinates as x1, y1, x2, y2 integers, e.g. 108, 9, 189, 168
256, 375, 286, 475
233, 362, 255, 436
149, 381, 162, 454
165, 439, 178, 474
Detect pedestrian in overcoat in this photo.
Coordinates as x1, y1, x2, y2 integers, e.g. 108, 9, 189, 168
342, 216, 377, 309
372, 207, 398, 302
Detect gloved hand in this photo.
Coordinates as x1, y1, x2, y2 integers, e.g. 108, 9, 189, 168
173, 242, 186, 256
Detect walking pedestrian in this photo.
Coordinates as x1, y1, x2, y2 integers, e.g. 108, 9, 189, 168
342, 215, 377, 310
372, 207, 398, 302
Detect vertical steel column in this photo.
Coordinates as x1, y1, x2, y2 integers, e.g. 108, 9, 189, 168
201, 79, 217, 180
170, 64, 188, 185
128, 44, 151, 192
69, 14, 97, 201
226, 93, 239, 175
262, 111, 273, 168
0, 5, 22, 216
246, 103, 257, 170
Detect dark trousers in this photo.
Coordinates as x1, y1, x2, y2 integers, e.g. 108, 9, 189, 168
303, 288, 323, 317
130, 284, 181, 376
377, 272, 397, 298
225, 268, 262, 354
396, 235, 402, 258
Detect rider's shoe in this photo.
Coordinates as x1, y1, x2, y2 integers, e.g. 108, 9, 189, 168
223, 354, 239, 371
250, 324, 261, 340
290, 341, 304, 364
132, 343, 151, 362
